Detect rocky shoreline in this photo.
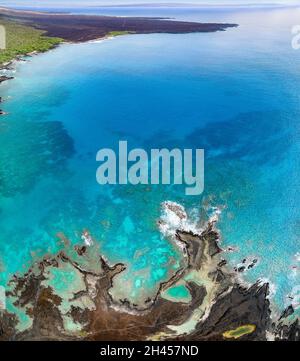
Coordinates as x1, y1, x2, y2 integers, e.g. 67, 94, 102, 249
0, 203, 298, 341
0, 62, 16, 115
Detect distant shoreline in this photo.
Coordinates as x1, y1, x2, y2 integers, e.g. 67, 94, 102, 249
0, 6, 237, 43
2, 3, 300, 10
0, 4, 238, 106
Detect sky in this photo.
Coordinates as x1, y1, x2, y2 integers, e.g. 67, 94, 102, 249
0, 0, 299, 8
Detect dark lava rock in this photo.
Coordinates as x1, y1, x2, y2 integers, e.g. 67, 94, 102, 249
0, 311, 18, 341
75, 245, 87, 256
209, 269, 227, 283
0, 220, 297, 342
178, 282, 271, 341
218, 259, 227, 268
0, 8, 238, 43
279, 305, 294, 321
275, 319, 300, 341
0, 75, 14, 83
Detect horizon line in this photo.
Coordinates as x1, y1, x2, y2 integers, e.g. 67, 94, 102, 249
0, 1, 299, 9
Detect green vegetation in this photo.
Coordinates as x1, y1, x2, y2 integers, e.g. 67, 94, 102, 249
0, 19, 63, 65
222, 324, 256, 339
107, 31, 135, 37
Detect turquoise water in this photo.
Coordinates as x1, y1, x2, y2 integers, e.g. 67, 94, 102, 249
0, 6, 300, 310
165, 285, 191, 301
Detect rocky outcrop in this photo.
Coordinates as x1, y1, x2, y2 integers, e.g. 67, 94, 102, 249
179, 282, 271, 341
0, 75, 13, 83
0, 311, 18, 341
275, 319, 300, 341
275, 305, 300, 341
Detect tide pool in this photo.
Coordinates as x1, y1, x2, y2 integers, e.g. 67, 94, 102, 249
0, 6, 300, 314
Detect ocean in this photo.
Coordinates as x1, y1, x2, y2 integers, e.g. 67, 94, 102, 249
0, 5, 300, 326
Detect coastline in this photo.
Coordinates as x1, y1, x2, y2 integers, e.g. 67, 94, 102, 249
0, 6, 237, 43
0, 46, 63, 116
0, 201, 298, 341
0, 30, 131, 115
0, 6, 238, 114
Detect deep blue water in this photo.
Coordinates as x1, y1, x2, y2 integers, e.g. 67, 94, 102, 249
0, 6, 300, 318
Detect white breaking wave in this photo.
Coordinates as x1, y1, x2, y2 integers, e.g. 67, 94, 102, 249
81, 231, 93, 246
158, 201, 222, 240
